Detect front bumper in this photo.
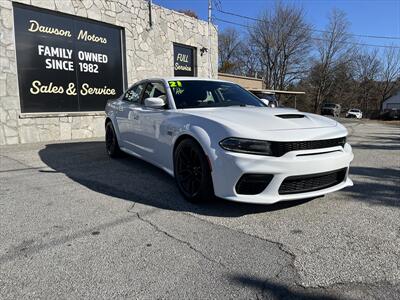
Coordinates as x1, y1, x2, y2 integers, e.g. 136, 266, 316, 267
211, 144, 354, 204
321, 110, 335, 115
346, 113, 361, 119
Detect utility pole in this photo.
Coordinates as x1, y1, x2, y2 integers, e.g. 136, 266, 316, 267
208, 0, 212, 78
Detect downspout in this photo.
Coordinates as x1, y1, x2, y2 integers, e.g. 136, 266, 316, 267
148, 0, 152, 28
208, 0, 212, 78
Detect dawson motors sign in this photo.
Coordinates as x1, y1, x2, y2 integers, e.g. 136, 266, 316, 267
13, 3, 125, 113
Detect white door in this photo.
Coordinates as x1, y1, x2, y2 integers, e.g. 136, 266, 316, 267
133, 81, 170, 165
115, 83, 145, 151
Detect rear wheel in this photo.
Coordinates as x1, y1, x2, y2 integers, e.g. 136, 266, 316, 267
105, 121, 122, 158
174, 139, 214, 203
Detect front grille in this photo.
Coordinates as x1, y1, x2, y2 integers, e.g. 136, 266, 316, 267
236, 174, 273, 195
278, 168, 347, 195
271, 137, 346, 157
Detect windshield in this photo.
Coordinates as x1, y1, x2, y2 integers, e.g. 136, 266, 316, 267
169, 80, 265, 109
323, 104, 337, 108
350, 109, 359, 112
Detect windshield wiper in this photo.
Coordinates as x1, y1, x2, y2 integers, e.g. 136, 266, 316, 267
222, 103, 247, 107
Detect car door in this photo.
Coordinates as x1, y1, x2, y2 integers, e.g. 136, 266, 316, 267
115, 82, 145, 150
132, 81, 170, 166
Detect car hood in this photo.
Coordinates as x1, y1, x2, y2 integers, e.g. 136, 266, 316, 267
180, 107, 337, 131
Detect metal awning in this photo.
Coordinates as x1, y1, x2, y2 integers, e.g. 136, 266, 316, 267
249, 89, 305, 95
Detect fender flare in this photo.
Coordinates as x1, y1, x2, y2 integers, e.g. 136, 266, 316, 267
172, 126, 217, 170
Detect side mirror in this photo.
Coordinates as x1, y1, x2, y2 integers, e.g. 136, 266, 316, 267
144, 97, 165, 108
260, 98, 270, 106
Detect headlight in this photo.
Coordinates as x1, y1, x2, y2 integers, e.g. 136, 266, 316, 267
219, 138, 272, 155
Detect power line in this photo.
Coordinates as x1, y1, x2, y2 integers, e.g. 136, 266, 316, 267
213, 0, 222, 10
213, 17, 400, 49
215, 8, 400, 41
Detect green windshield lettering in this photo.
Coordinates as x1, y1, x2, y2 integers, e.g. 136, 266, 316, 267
169, 81, 182, 88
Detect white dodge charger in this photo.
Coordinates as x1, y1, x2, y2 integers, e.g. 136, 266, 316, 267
105, 78, 353, 204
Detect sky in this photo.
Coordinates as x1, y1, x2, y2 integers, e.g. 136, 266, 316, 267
153, 0, 400, 50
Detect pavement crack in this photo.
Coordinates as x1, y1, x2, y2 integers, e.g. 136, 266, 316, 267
0, 215, 138, 265
185, 213, 301, 283
127, 202, 136, 212
189, 212, 297, 259
135, 211, 227, 269
0, 154, 36, 170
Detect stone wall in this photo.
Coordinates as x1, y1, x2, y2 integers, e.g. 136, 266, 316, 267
0, 0, 218, 145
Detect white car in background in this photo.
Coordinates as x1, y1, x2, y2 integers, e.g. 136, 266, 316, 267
346, 109, 363, 119
105, 78, 353, 204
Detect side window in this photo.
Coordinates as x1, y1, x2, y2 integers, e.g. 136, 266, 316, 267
142, 82, 167, 105
123, 84, 144, 103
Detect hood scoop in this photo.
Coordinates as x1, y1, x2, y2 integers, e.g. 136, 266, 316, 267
275, 114, 305, 119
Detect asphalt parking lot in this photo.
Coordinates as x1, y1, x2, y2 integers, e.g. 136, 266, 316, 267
0, 119, 399, 299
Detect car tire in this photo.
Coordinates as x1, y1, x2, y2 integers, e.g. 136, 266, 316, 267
105, 121, 122, 158
174, 138, 214, 203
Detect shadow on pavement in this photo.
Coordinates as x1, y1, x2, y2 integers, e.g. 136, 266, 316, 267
351, 143, 400, 151
38, 141, 312, 217
228, 274, 338, 300
368, 135, 400, 142
351, 134, 400, 151
347, 166, 400, 207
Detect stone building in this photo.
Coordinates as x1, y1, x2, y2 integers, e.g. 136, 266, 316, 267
0, 0, 218, 145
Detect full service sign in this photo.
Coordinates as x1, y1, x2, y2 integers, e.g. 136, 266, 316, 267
173, 44, 195, 77
13, 3, 125, 113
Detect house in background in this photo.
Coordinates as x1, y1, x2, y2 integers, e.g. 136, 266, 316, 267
382, 89, 400, 111
380, 89, 400, 120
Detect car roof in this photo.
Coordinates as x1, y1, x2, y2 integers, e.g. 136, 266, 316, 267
144, 77, 233, 84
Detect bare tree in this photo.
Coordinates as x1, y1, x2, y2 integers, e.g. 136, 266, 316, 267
378, 46, 400, 107
329, 60, 355, 107
178, 10, 198, 19
310, 9, 353, 112
218, 28, 243, 74
249, 2, 312, 91
354, 49, 381, 111
238, 39, 261, 77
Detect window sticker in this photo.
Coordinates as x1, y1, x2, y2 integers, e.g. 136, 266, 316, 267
168, 81, 182, 88
175, 88, 184, 95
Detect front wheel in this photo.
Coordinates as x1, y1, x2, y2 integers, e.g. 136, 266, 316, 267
105, 121, 122, 158
174, 139, 214, 203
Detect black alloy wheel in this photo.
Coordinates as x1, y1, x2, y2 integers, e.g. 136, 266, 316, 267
174, 139, 214, 203
105, 121, 122, 158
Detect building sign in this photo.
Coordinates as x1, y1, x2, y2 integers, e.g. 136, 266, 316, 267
173, 44, 196, 77
13, 3, 125, 113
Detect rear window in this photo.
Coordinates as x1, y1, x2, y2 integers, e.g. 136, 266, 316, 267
324, 104, 337, 108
